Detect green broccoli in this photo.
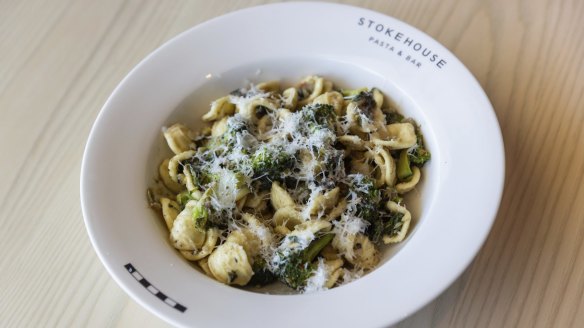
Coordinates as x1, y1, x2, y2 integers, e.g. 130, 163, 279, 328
369, 208, 405, 243
397, 149, 413, 181
190, 199, 209, 231
346, 174, 381, 220
273, 234, 334, 290
248, 257, 276, 286
189, 188, 229, 230
251, 146, 294, 186
222, 115, 250, 147
408, 131, 431, 167
300, 103, 336, 131
176, 191, 192, 206
346, 175, 395, 243
351, 91, 376, 114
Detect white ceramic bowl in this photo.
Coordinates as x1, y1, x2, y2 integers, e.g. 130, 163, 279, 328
81, 2, 504, 327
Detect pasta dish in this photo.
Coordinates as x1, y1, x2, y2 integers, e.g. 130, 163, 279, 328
148, 76, 431, 292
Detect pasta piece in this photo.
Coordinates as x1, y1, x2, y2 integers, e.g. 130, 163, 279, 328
270, 182, 296, 210
181, 228, 220, 261
163, 123, 194, 155
182, 165, 197, 192
348, 234, 379, 269
371, 123, 417, 149
236, 185, 251, 202
383, 201, 412, 244
297, 75, 325, 106
211, 117, 229, 137
170, 200, 207, 251
350, 153, 374, 176
371, 88, 384, 110
325, 259, 344, 288
236, 195, 247, 211
227, 230, 261, 260
208, 241, 253, 286
198, 257, 214, 278
323, 80, 334, 92
256, 80, 280, 93
159, 159, 183, 193
274, 225, 291, 235
168, 150, 196, 183
235, 97, 279, 122
307, 187, 340, 216
372, 147, 397, 187
370, 107, 387, 132
257, 115, 272, 135
312, 91, 345, 115
325, 199, 347, 221
160, 198, 180, 231
273, 207, 304, 230
245, 190, 269, 209
320, 244, 339, 261
345, 102, 377, 133
202, 96, 235, 122
338, 135, 369, 150
241, 213, 274, 249
290, 220, 332, 239
304, 257, 343, 292
281, 87, 298, 110
395, 166, 421, 194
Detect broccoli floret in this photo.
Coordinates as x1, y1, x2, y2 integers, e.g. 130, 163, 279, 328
346, 175, 388, 243
409, 147, 431, 166
352, 91, 376, 114
190, 199, 209, 231
176, 191, 193, 207
251, 146, 294, 186
273, 234, 334, 290
408, 131, 431, 167
369, 209, 405, 243
222, 115, 250, 146
189, 189, 229, 230
248, 257, 276, 286
300, 103, 336, 131
346, 175, 381, 219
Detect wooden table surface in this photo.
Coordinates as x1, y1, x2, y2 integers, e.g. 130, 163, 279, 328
2, 0, 584, 327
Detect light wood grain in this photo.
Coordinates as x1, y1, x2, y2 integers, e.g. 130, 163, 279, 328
1, 0, 583, 327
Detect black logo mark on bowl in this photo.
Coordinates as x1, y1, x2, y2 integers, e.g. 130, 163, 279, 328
124, 263, 187, 313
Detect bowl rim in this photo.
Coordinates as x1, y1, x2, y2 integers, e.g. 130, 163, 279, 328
81, 2, 505, 327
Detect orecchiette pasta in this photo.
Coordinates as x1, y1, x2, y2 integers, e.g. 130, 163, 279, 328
297, 75, 325, 106
167, 150, 195, 183
170, 201, 208, 251
273, 207, 304, 230
395, 166, 421, 194
270, 182, 296, 210
372, 122, 417, 149
312, 91, 345, 115
149, 76, 431, 293
202, 96, 235, 122
208, 241, 253, 286
383, 201, 413, 244
163, 123, 194, 155
158, 159, 183, 193
160, 197, 180, 231
181, 228, 220, 261
371, 146, 397, 187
